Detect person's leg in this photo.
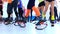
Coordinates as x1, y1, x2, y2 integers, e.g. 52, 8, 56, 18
18, 8, 26, 26
42, 1, 49, 20
38, 1, 45, 19
18, 8, 23, 18
38, 3, 41, 15
38, 1, 45, 15
50, 7, 51, 20
4, 3, 13, 25
41, 6, 45, 15
25, 3, 31, 18
0, 8, 3, 18
0, 7, 3, 23
25, 9, 31, 18
59, 13, 60, 20
48, 0, 55, 26
13, 0, 18, 18
54, 6, 58, 19
40, 1, 45, 11
7, 3, 13, 18
50, 1, 55, 20
32, 6, 40, 17
1, 9, 3, 16
38, 2, 41, 11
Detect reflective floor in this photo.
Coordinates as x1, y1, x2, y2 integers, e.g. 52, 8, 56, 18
0, 21, 60, 34
0, 0, 60, 34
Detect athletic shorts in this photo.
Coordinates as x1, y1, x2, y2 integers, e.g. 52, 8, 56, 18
27, 0, 35, 9
38, 1, 45, 7
46, 0, 54, 2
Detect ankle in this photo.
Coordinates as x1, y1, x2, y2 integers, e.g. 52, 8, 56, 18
51, 15, 55, 20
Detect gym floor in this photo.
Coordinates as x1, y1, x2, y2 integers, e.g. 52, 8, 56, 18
0, 21, 60, 34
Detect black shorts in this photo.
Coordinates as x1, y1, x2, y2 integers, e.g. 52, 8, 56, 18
27, 0, 35, 9
38, 1, 45, 7
46, 0, 54, 2
0, 7, 3, 15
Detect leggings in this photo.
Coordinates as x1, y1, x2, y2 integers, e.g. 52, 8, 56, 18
0, 7, 3, 15
7, 0, 18, 18
18, 8, 23, 17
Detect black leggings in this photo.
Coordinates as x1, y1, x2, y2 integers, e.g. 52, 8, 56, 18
18, 8, 23, 17
0, 8, 3, 15
7, 0, 18, 18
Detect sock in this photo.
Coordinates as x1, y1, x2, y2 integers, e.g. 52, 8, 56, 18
51, 15, 55, 20
42, 12, 46, 19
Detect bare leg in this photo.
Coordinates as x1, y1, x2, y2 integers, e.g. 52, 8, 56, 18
42, 1, 49, 20
44, 1, 49, 15
50, 1, 55, 20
